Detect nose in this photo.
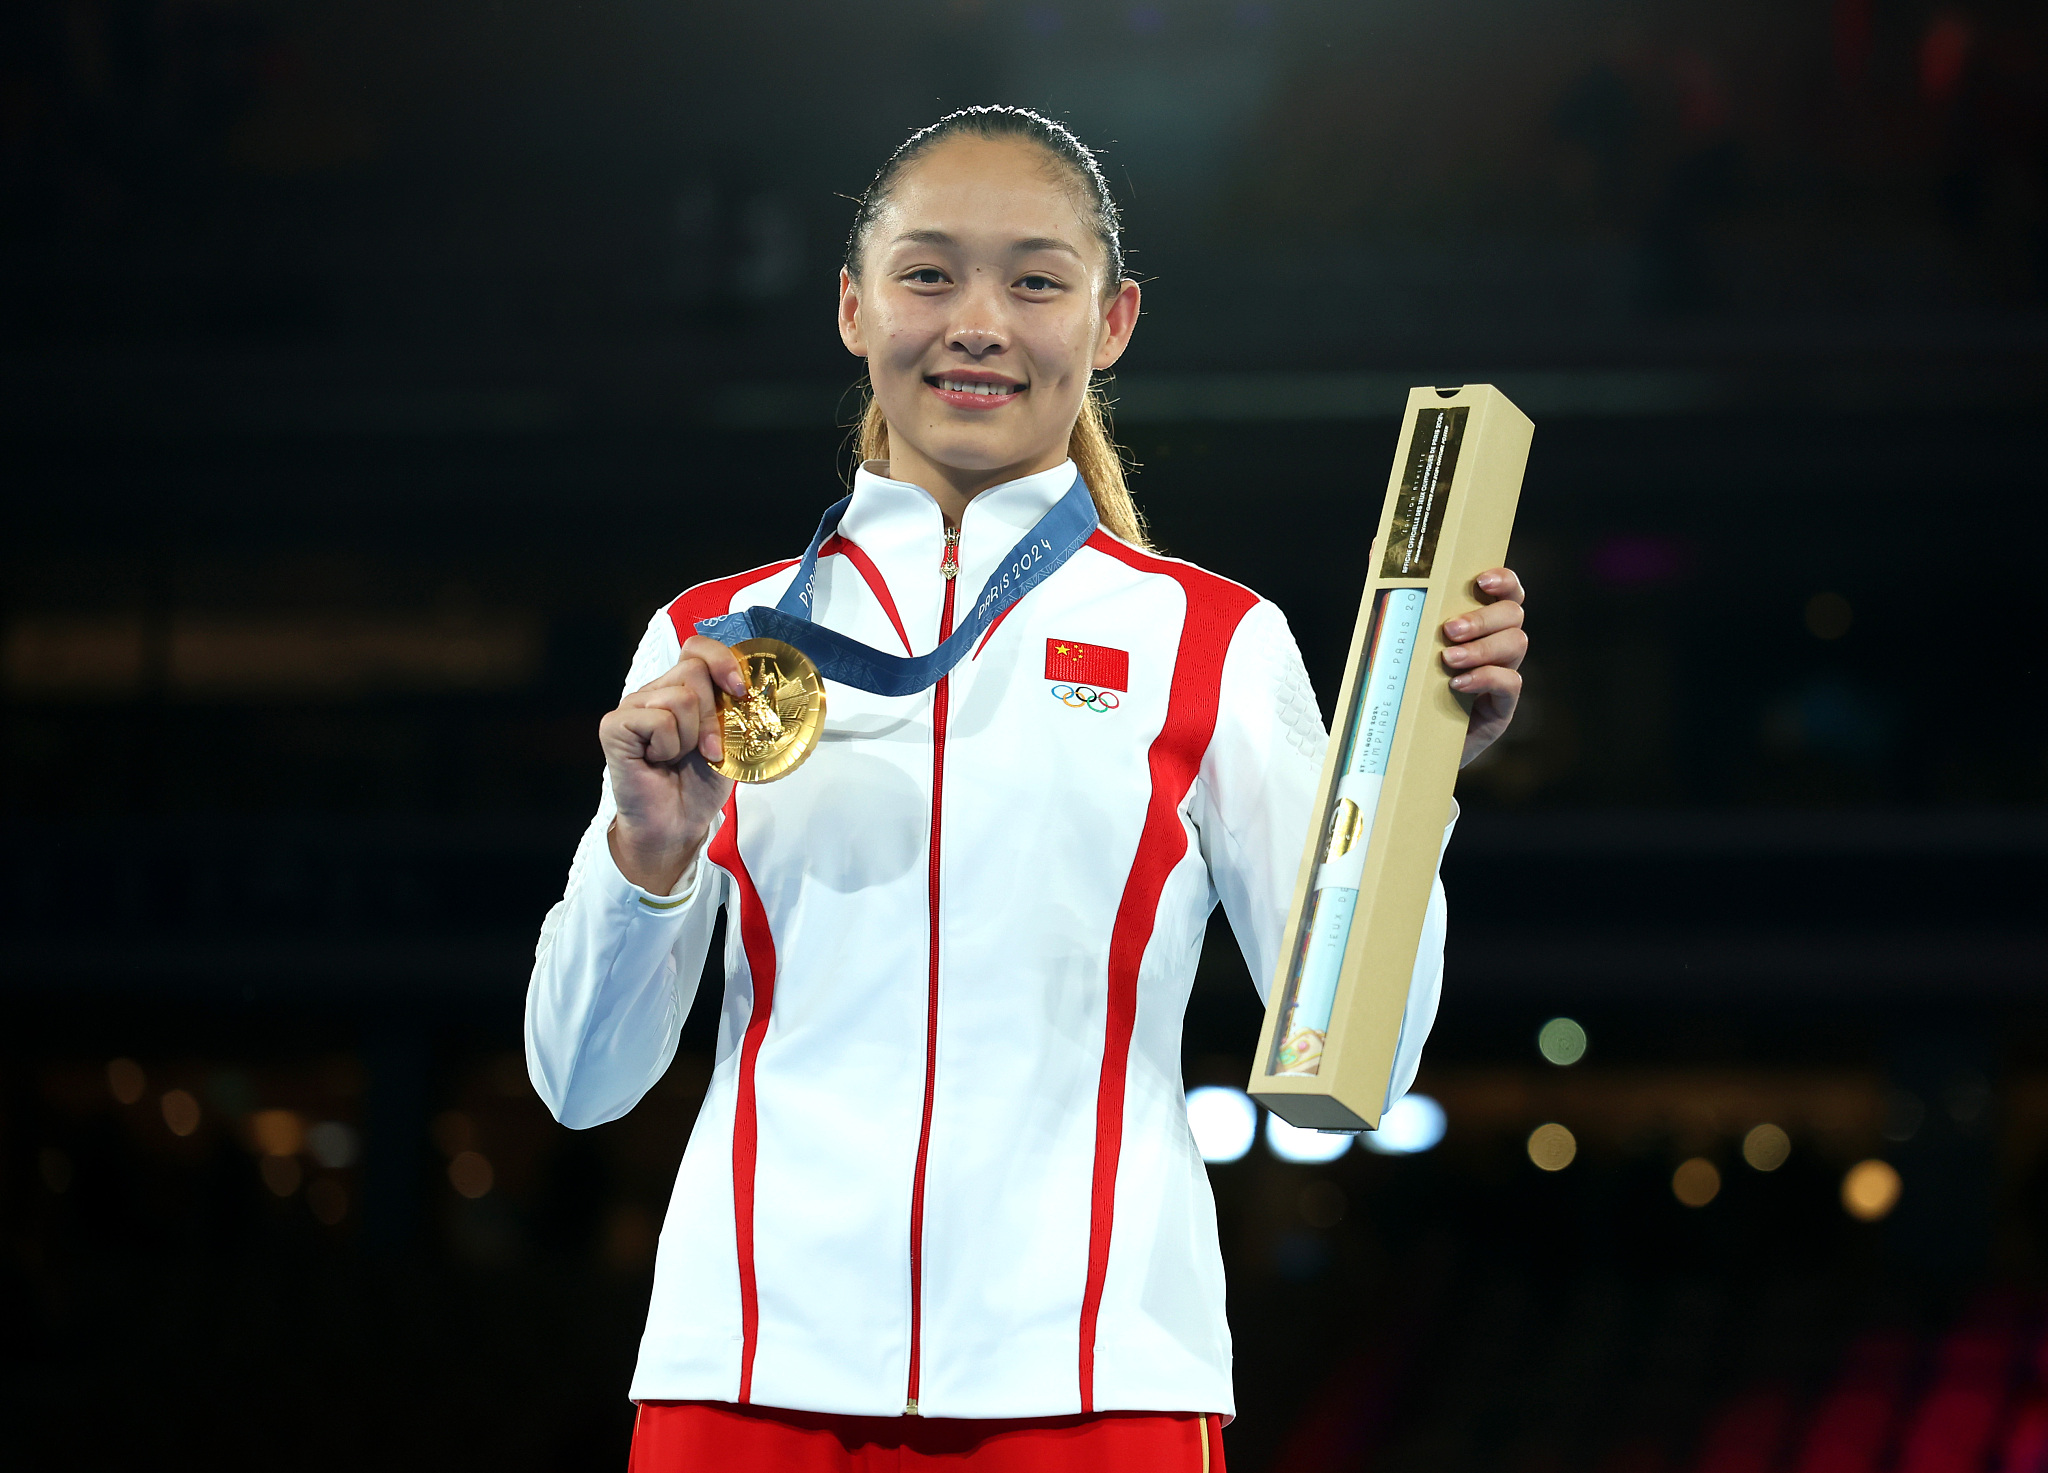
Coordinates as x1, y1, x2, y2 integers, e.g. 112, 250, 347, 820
947, 273, 1011, 358
948, 323, 1007, 357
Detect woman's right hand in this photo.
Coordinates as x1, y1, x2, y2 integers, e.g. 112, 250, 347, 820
598, 635, 748, 894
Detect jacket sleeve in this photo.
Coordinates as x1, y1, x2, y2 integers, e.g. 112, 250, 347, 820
1192, 598, 1456, 1112
523, 607, 726, 1129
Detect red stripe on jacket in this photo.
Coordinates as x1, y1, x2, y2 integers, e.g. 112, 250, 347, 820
1075, 531, 1259, 1411
820, 533, 914, 655
708, 800, 776, 1405
668, 542, 912, 657
667, 560, 801, 649
666, 565, 799, 1406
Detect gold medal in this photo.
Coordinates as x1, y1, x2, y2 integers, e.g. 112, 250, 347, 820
711, 637, 827, 785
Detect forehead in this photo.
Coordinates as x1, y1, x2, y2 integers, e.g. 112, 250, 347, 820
872, 136, 1100, 260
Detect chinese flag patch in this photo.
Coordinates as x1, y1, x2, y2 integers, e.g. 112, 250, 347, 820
1044, 638, 1129, 692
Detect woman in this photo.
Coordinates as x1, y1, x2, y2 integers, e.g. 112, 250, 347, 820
527, 106, 1528, 1471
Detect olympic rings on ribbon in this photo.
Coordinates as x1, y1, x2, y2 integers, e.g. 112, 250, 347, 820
1050, 683, 1121, 712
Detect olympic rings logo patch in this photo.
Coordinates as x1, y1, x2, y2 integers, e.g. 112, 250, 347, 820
1050, 683, 1120, 712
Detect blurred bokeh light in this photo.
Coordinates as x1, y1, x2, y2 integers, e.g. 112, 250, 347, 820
1360, 1092, 1447, 1155
1528, 1122, 1580, 1172
1185, 1085, 1259, 1163
1844, 1159, 1905, 1222
1265, 1114, 1354, 1165
1672, 1155, 1723, 1207
1538, 1016, 1589, 1066
1743, 1121, 1792, 1171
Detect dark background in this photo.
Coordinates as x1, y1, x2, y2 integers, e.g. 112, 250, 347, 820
5, 1, 2047, 1469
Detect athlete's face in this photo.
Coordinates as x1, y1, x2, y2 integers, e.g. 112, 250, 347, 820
838, 136, 1140, 499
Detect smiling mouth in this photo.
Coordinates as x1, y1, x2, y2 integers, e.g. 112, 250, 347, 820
927, 376, 1024, 399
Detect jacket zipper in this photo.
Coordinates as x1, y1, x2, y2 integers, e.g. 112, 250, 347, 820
906, 523, 960, 1416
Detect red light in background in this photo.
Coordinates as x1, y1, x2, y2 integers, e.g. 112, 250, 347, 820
1918, 14, 1975, 107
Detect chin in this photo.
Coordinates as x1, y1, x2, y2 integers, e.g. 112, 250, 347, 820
911, 427, 1039, 474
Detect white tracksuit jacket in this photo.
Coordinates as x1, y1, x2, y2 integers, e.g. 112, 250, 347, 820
525, 459, 1451, 1421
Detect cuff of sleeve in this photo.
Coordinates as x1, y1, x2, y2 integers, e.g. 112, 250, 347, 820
598, 832, 708, 917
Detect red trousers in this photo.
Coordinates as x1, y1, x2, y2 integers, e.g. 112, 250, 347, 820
630, 1401, 1226, 1472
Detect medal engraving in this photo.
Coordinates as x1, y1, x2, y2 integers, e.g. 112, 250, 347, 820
712, 638, 827, 784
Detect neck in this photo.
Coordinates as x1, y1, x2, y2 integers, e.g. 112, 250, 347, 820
882, 442, 1068, 528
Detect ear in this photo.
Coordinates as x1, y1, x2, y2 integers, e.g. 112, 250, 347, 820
1091, 278, 1141, 372
838, 268, 867, 358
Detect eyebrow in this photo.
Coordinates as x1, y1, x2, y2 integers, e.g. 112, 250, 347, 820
889, 229, 1084, 259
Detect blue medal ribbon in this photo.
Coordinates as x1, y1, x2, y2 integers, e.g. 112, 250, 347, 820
694, 472, 1099, 697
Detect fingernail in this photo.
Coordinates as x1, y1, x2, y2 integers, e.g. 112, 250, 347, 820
705, 734, 722, 761
1444, 619, 1469, 639
1442, 647, 1467, 666
725, 673, 747, 696
1478, 573, 1499, 589
1451, 673, 1475, 691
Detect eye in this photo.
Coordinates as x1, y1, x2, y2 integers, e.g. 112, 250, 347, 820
1016, 274, 1061, 293
902, 267, 949, 287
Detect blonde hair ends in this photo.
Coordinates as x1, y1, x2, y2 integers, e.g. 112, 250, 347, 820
855, 385, 1150, 549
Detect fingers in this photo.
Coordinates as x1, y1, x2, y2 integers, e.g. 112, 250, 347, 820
618, 667, 723, 765
682, 637, 749, 699
640, 682, 728, 764
1474, 567, 1525, 604
1448, 572, 1526, 768
603, 704, 687, 766
1443, 627, 1528, 674
633, 640, 748, 701
1449, 661, 1521, 703
1442, 600, 1523, 646
623, 639, 750, 765
1443, 566, 1528, 674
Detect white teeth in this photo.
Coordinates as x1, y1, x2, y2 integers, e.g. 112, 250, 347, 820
939, 379, 1016, 396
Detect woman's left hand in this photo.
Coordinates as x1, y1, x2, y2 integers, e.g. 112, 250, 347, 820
1440, 567, 1527, 768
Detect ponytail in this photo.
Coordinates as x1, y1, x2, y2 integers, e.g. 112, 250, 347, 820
854, 381, 1150, 549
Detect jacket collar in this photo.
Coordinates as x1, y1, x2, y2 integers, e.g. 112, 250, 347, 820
837, 460, 1083, 641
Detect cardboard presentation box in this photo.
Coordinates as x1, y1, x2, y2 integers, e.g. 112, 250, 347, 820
1249, 384, 1533, 1132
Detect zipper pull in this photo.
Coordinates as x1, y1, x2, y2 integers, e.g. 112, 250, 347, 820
940, 526, 960, 581
904, 1398, 921, 1416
